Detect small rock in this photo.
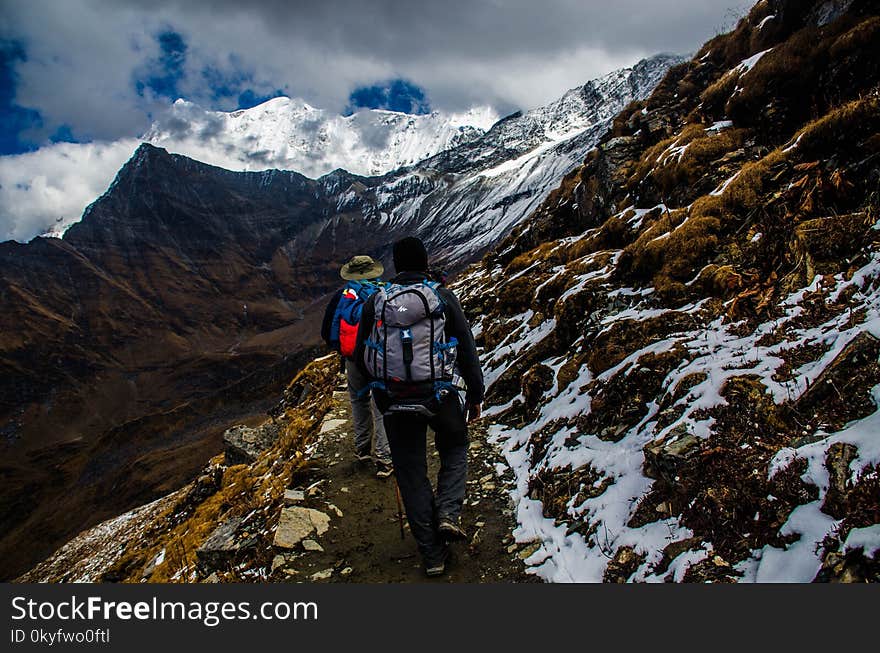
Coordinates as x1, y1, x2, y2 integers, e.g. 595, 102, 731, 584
302, 539, 324, 552
223, 422, 280, 465
271, 555, 287, 573
507, 543, 518, 554
311, 568, 334, 581
340, 567, 353, 577
482, 483, 496, 491
475, 521, 486, 527
327, 503, 344, 517
518, 542, 542, 560
203, 572, 220, 583
319, 419, 347, 434
284, 489, 306, 505
197, 517, 254, 573
340, 487, 350, 494
480, 473, 494, 483
644, 427, 701, 484
274, 507, 331, 549
603, 546, 645, 583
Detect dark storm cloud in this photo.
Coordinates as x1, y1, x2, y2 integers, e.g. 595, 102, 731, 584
2, 0, 755, 147
105, 0, 749, 62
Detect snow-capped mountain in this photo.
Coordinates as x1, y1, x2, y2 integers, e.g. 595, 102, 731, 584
0, 53, 680, 579
143, 97, 499, 179
349, 54, 683, 264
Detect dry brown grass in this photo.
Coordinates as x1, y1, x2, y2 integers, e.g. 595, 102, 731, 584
652, 128, 750, 195
505, 241, 562, 275
794, 95, 880, 158
627, 124, 706, 192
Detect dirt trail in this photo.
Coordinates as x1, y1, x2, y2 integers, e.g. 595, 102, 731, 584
280, 378, 537, 583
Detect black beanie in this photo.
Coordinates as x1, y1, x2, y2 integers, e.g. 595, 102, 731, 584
393, 236, 428, 273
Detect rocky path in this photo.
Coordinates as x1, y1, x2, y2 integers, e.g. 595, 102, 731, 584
272, 377, 537, 583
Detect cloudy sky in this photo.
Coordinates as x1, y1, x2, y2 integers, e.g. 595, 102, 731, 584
0, 0, 754, 241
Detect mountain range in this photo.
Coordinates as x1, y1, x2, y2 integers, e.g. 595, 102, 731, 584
0, 53, 679, 580
11, 0, 880, 584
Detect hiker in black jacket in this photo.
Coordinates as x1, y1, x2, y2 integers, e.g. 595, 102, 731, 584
355, 236, 483, 577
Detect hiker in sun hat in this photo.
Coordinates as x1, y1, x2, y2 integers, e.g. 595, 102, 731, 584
321, 254, 393, 478
354, 236, 484, 577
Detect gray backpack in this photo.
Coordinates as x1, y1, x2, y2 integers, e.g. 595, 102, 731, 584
363, 280, 458, 401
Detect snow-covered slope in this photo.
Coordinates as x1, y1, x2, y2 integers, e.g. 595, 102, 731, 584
143, 97, 499, 178
449, 0, 880, 583
346, 54, 683, 265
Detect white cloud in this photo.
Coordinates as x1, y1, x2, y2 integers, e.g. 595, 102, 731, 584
0, 140, 140, 242
3, 0, 755, 142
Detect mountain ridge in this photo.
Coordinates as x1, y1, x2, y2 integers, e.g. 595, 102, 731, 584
19, 0, 880, 584
0, 54, 680, 580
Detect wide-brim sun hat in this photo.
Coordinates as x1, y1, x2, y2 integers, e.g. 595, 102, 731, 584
340, 255, 384, 280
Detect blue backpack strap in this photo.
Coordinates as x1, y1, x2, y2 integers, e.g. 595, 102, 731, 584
433, 380, 457, 402
421, 279, 446, 311
356, 380, 387, 399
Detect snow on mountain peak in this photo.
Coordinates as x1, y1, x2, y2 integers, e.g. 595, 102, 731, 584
142, 96, 499, 178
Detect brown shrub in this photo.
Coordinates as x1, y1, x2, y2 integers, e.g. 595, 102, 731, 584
496, 276, 537, 314
794, 96, 880, 159
653, 128, 751, 196
700, 69, 742, 115
622, 209, 719, 291
627, 124, 706, 192
504, 241, 561, 275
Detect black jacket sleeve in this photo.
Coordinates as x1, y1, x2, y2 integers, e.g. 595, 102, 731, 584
320, 289, 343, 346
353, 293, 376, 379
440, 288, 484, 405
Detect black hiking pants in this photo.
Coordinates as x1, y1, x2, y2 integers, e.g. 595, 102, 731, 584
380, 393, 468, 564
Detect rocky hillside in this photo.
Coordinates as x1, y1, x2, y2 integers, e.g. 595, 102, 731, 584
453, 0, 880, 581
17, 357, 338, 583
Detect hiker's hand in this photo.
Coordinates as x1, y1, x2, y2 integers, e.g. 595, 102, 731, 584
466, 402, 482, 423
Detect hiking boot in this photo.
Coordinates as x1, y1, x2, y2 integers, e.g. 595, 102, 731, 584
437, 516, 467, 541
375, 460, 394, 479
424, 547, 449, 578
355, 448, 372, 463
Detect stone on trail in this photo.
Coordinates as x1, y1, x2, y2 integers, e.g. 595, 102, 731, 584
302, 539, 324, 552
311, 568, 334, 581
319, 418, 347, 434
271, 555, 287, 574
273, 507, 331, 549
283, 488, 306, 505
